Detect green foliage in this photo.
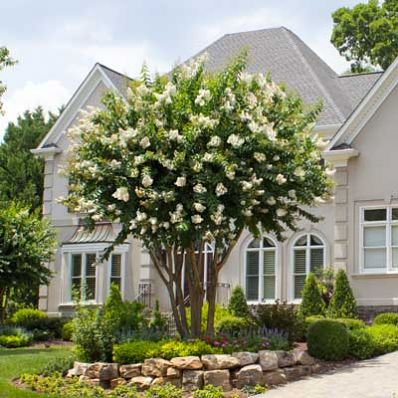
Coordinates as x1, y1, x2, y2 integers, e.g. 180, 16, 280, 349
373, 312, 398, 326
348, 328, 376, 359
305, 316, 365, 332
327, 270, 357, 319
10, 308, 46, 328
145, 383, 183, 398
0, 326, 32, 347
255, 300, 305, 342
215, 315, 253, 336
73, 306, 114, 362
62, 321, 75, 341
241, 385, 268, 396
314, 266, 335, 306
38, 353, 76, 376
192, 385, 223, 398
331, 0, 398, 71
299, 273, 325, 318
108, 385, 140, 398
113, 339, 220, 364
0, 203, 56, 323
228, 286, 250, 317
307, 319, 349, 361
0, 46, 16, 114
186, 303, 231, 334
149, 300, 168, 335
104, 284, 146, 340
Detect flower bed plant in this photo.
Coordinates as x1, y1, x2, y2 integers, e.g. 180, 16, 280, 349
0, 326, 32, 348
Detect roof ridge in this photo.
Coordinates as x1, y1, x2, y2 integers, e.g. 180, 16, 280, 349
96, 62, 134, 81
339, 71, 383, 78
281, 28, 346, 123
224, 26, 288, 37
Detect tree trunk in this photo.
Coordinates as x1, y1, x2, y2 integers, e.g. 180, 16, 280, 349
205, 255, 219, 337
0, 287, 6, 325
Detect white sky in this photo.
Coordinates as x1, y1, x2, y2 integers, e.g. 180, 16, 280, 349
0, 0, 359, 138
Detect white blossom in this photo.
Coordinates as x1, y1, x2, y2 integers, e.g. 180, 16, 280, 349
288, 190, 296, 199
140, 136, 151, 149
193, 203, 206, 212
277, 209, 287, 217
227, 134, 244, 148
208, 136, 222, 147
241, 181, 253, 191
191, 214, 203, 224
215, 183, 228, 197
112, 187, 129, 202
254, 152, 266, 162
195, 89, 211, 106
142, 175, 153, 188
267, 196, 276, 205
276, 174, 287, 185
193, 183, 207, 193
175, 176, 186, 187
294, 167, 305, 178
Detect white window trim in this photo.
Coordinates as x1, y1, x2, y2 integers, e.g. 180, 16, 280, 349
289, 232, 326, 303
106, 252, 127, 300
244, 236, 279, 305
61, 243, 129, 306
359, 205, 398, 275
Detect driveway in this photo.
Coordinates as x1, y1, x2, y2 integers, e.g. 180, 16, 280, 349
258, 351, 398, 398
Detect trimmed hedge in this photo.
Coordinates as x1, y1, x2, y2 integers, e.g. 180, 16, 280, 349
215, 315, 253, 336
61, 321, 74, 341
10, 308, 46, 329
306, 316, 365, 331
349, 328, 376, 359
307, 319, 349, 361
373, 313, 398, 326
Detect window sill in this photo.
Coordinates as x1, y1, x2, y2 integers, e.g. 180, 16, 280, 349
352, 273, 398, 280
59, 301, 102, 308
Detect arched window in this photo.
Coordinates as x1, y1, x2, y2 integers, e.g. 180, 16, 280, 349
292, 233, 325, 299
245, 237, 277, 302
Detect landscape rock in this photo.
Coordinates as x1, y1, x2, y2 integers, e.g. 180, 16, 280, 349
259, 351, 279, 371
293, 350, 315, 366
142, 358, 171, 377
234, 364, 263, 388
232, 352, 259, 367
182, 370, 204, 391
263, 369, 287, 386
84, 363, 119, 381
119, 364, 142, 378
275, 351, 296, 368
129, 376, 153, 390
201, 354, 240, 370
72, 361, 90, 376
110, 378, 127, 389
166, 367, 181, 378
152, 377, 182, 388
203, 370, 231, 391
170, 356, 202, 370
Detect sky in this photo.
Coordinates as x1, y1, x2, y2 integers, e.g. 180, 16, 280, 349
0, 0, 359, 138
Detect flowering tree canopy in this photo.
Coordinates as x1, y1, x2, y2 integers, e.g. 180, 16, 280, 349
61, 54, 334, 337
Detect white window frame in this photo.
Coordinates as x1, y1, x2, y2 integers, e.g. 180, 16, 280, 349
244, 236, 278, 304
359, 205, 398, 274
290, 233, 326, 302
107, 252, 127, 299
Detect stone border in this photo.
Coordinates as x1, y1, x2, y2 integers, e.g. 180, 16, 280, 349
67, 349, 317, 391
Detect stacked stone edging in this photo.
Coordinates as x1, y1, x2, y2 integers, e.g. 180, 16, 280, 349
67, 349, 317, 391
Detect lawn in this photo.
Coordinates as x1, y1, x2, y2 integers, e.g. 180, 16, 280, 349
0, 346, 71, 398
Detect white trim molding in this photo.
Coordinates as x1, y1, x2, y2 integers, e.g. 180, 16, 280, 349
31, 146, 62, 160
322, 148, 359, 167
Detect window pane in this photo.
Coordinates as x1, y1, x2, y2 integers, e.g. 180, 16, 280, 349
310, 248, 324, 272
263, 237, 275, 248
263, 276, 275, 300
364, 209, 386, 222
392, 248, 398, 270
111, 254, 122, 277
71, 254, 82, 277
246, 251, 259, 275
310, 235, 323, 246
295, 236, 307, 247
392, 226, 398, 246
111, 277, 121, 289
263, 251, 275, 275
248, 239, 260, 249
294, 275, 306, 299
364, 226, 386, 247
246, 277, 259, 301
85, 278, 96, 300
71, 278, 81, 293
294, 250, 306, 274
85, 254, 96, 276
392, 209, 398, 220
364, 248, 386, 269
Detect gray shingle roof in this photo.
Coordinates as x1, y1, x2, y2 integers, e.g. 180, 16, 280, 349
189, 27, 363, 126
98, 63, 133, 97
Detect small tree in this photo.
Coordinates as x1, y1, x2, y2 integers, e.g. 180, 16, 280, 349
228, 285, 250, 317
0, 202, 56, 322
328, 269, 358, 319
299, 273, 325, 318
0, 46, 16, 115
62, 53, 333, 338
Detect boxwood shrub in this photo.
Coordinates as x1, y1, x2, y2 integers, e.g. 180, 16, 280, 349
307, 319, 349, 361
348, 328, 376, 359
306, 316, 365, 332
373, 313, 398, 326
215, 315, 253, 336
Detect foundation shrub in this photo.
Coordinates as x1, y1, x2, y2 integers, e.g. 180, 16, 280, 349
348, 328, 376, 359
373, 312, 398, 326
228, 286, 250, 318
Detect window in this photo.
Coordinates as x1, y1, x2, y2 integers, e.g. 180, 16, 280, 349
70, 253, 97, 301
361, 206, 398, 273
110, 254, 122, 290
292, 234, 325, 299
245, 237, 277, 302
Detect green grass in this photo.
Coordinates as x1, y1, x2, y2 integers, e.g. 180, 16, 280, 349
0, 347, 71, 398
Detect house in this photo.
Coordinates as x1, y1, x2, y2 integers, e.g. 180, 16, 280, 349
33, 27, 398, 318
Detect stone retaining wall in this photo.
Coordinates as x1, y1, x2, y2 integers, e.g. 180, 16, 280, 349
67, 349, 318, 391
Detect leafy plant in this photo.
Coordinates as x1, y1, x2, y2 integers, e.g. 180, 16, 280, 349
193, 385, 224, 398
373, 312, 398, 326
38, 353, 76, 376
62, 321, 75, 341
241, 384, 268, 396
0, 326, 32, 347
149, 300, 168, 335
299, 273, 325, 318
215, 315, 253, 336
348, 328, 376, 359
228, 286, 250, 317
307, 319, 349, 361
314, 266, 335, 306
10, 308, 47, 328
327, 269, 357, 319
108, 385, 140, 398
145, 383, 183, 398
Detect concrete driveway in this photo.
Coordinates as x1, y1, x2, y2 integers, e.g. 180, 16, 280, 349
257, 351, 398, 398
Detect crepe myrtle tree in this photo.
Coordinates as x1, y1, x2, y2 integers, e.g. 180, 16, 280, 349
61, 53, 334, 338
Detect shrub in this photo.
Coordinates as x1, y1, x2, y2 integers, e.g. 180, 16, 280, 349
193, 385, 223, 398
145, 383, 183, 398
368, 324, 398, 355
149, 300, 168, 335
73, 306, 114, 362
255, 300, 305, 342
62, 321, 75, 341
113, 340, 162, 364
11, 308, 47, 329
228, 286, 250, 317
0, 335, 28, 348
305, 316, 364, 332
299, 273, 325, 318
39, 354, 76, 376
314, 266, 335, 306
215, 315, 253, 336
0, 326, 32, 347
186, 303, 230, 334
373, 312, 398, 326
108, 385, 139, 398
241, 385, 268, 396
327, 269, 357, 319
349, 328, 376, 359
307, 319, 349, 361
